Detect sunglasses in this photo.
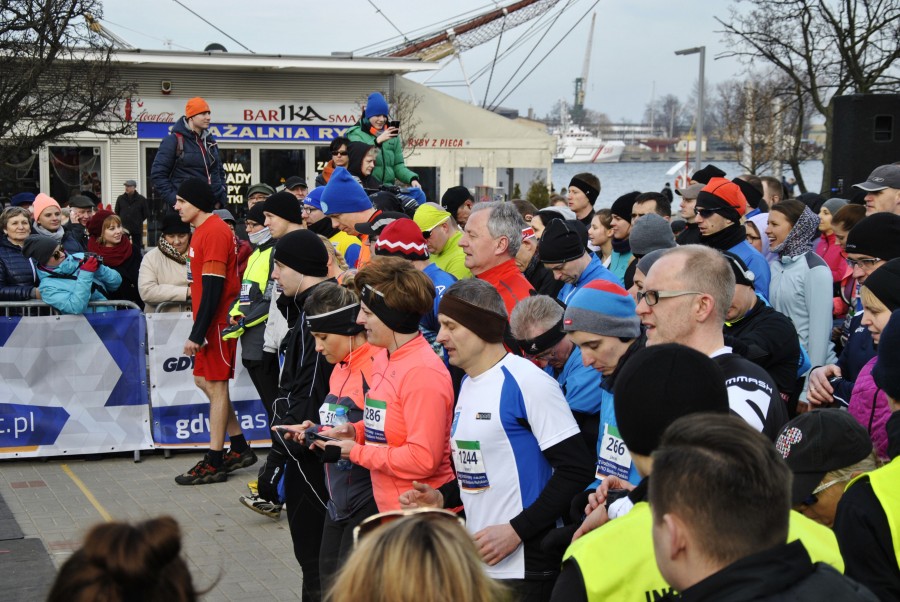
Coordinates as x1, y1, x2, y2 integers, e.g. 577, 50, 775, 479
636, 289, 703, 307
331, 150, 349, 156
694, 208, 720, 219
352, 508, 464, 549
422, 217, 450, 239
51, 247, 66, 261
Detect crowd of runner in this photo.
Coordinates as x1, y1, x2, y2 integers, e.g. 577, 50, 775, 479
4, 95, 900, 602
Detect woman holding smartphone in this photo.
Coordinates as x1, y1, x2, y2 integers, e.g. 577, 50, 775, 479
346, 92, 421, 188
292, 257, 454, 514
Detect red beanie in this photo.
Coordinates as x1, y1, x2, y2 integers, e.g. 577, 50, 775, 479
87, 209, 115, 239
374, 219, 429, 261
185, 97, 211, 118
695, 177, 747, 223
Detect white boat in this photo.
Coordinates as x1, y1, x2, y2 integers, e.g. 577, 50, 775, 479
553, 126, 625, 163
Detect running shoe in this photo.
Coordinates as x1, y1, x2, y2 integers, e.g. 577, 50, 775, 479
239, 494, 283, 519
247, 480, 258, 496
175, 458, 227, 485
223, 448, 258, 473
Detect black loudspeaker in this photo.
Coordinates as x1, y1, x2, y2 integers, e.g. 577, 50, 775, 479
830, 94, 900, 197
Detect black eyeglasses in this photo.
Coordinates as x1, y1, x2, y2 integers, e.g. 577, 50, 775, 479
51, 247, 65, 261
846, 257, 881, 269
422, 228, 438, 239
331, 150, 348, 157
636, 289, 703, 306
694, 208, 720, 219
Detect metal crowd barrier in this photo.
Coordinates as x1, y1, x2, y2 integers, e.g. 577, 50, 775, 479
2, 299, 142, 317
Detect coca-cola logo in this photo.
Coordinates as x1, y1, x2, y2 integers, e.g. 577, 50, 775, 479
135, 110, 176, 123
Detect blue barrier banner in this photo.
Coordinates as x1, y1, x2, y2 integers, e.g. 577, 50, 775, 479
146, 312, 271, 447
0, 311, 153, 458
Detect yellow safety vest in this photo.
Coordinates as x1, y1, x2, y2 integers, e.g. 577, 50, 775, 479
563, 502, 844, 601
229, 244, 273, 321
849, 458, 900, 568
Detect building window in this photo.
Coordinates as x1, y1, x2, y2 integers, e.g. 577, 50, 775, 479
49, 145, 103, 205
0, 150, 39, 201
260, 148, 306, 191
221, 148, 252, 216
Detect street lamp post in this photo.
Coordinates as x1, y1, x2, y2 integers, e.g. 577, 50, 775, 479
675, 46, 705, 168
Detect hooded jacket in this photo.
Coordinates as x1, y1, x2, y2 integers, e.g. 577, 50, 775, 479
150, 117, 227, 208
346, 117, 418, 186
36, 253, 122, 314
346, 141, 382, 189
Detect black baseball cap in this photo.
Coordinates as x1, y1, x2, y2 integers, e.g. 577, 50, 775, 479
775, 409, 872, 506
284, 176, 308, 190
354, 211, 411, 238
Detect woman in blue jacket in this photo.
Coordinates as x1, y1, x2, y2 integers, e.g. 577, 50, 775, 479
0, 207, 39, 302
150, 97, 227, 209
22, 235, 122, 315
767, 200, 836, 367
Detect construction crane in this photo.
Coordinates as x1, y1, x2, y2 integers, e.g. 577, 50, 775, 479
370, 0, 562, 62
571, 11, 595, 124
84, 14, 134, 49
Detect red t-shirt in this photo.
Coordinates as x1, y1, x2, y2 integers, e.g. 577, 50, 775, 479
188, 214, 241, 323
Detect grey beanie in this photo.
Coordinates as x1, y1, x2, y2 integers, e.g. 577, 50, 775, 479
630, 213, 676, 256
637, 248, 670, 276
563, 279, 641, 338
822, 198, 848, 215
22, 235, 60, 266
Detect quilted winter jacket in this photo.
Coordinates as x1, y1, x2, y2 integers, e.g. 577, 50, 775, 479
849, 357, 892, 460
150, 117, 227, 208
0, 236, 37, 301
137, 246, 190, 313
346, 119, 418, 186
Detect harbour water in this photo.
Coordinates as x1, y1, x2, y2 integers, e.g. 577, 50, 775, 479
550, 161, 825, 210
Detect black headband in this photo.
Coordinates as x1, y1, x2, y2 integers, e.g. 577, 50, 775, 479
438, 294, 507, 344
360, 284, 422, 334
515, 317, 566, 355
569, 177, 600, 203
306, 303, 365, 336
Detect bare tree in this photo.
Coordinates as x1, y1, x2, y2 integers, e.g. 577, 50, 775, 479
717, 0, 900, 193
390, 90, 427, 162
0, 1, 136, 167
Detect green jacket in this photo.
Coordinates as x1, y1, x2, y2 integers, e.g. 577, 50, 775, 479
346, 119, 418, 186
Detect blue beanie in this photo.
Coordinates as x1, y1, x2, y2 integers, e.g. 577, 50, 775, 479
305, 187, 324, 211
320, 168, 373, 215
11, 192, 36, 206
365, 92, 390, 118
563, 279, 640, 338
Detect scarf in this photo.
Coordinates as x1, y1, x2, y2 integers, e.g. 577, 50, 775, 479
248, 227, 272, 247
611, 237, 631, 254
308, 216, 338, 238
158, 237, 187, 265
88, 235, 133, 267
33, 223, 64, 241
774, 207, 819, 258
701, 222, 747, 251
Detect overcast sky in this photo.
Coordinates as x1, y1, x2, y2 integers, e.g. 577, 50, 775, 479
100, 0, 749, 122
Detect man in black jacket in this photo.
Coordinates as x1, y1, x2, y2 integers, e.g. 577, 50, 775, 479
115, 180, 149, 249
516, 226, 563, 298
722, 252, 802, 411
268, 229, 334, 602
637, 245, 788, 440
650, 414, 876, 601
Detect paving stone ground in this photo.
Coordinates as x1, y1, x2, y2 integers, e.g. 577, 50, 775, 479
0, 449, 304, 601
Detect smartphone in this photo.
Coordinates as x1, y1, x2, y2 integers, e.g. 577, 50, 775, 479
306, 430, 341, 443
389, 120, 401, 129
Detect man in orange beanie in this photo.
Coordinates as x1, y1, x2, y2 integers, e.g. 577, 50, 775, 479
150, 96, 227, 209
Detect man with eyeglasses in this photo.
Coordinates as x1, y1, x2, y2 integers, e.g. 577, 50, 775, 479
853, 164, 900, 216
637, 245, 788, 440
245, 183, 274, 209
510, 295, 603, 453
539, 219, 621, 305
808, 213, 900, 407
413, 202, 471, 280
694, 177, 771, 298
